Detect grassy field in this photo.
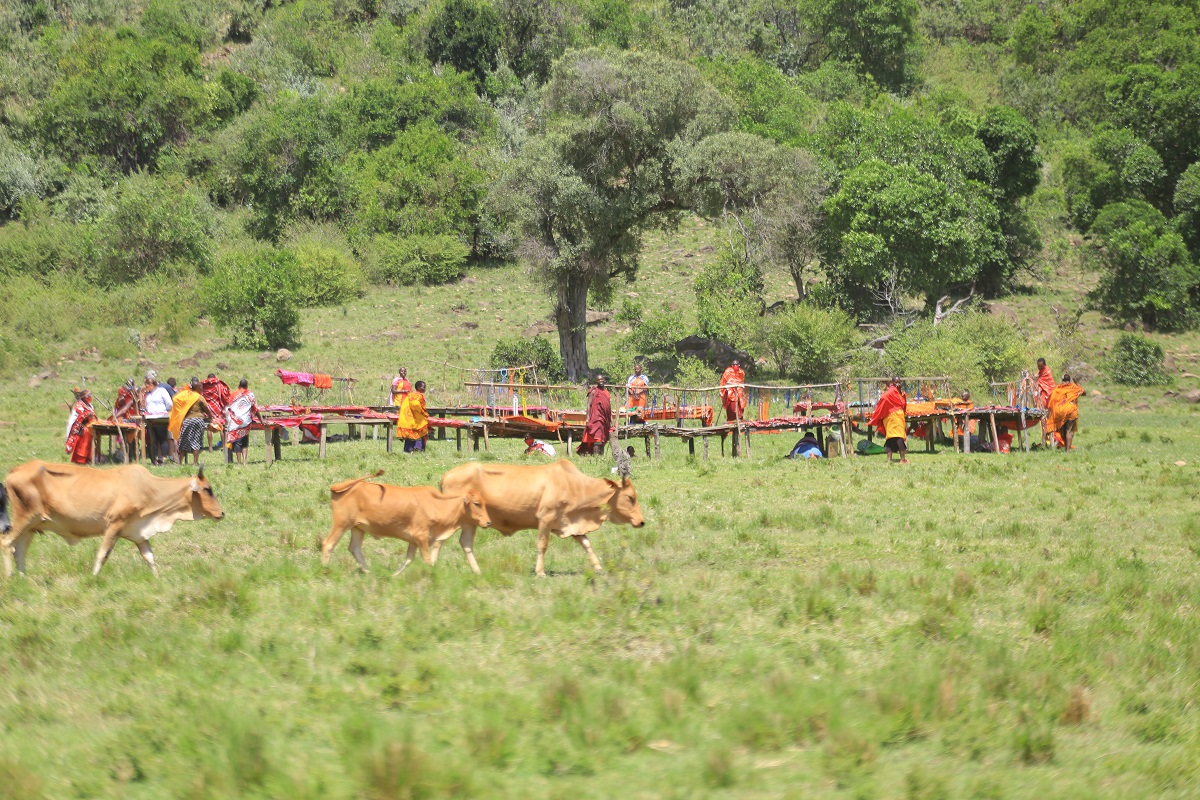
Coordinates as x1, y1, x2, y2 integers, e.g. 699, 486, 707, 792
2, 395, 1199, 797
3, 217, 1200, 798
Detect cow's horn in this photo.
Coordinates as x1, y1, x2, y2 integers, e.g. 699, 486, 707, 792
197, 464, 205, 480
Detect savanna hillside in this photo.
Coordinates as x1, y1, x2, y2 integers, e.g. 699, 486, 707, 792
0, 0, 1198, 391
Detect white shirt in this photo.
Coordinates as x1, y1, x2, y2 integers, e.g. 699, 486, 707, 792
144, 386, 172, 418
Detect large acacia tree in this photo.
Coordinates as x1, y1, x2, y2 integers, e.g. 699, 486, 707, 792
498, 48, 734, 379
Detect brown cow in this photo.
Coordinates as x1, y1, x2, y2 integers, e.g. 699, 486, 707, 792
1, 461, 224, 577
320, 470, 491, 575
439, 459, 645, 576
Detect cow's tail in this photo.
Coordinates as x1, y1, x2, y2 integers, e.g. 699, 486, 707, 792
330, 470, 384, 495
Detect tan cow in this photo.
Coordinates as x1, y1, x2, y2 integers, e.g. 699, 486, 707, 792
1, 460, 225, 577
439, 459, 645, 576
320, 470, 491, 575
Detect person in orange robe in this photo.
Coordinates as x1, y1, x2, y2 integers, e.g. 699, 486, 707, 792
625, 364, 649, 409
577, 377, 613, 456
1045, 373, 1084, 450
397, 380, 429, 452
391, 367, 413, 406
65, 387, 97, 464
720, 360, 747, 423
1035, 357, 1055, 446
868, 378, 908, 463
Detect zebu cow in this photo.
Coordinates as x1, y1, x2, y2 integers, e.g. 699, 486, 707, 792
439, 460, 645, 576
320, 470, 491, 574
1, 461, 224, 577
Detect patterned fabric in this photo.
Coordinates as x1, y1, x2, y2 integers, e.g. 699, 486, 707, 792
224, 390, 257, 445
179, 417, 207, 453
65, 399, 95, 464
720, 365, 747, 421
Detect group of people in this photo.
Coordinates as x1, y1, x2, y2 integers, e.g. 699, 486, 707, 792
864, 360, 1085, 464
65, 372, 261, 466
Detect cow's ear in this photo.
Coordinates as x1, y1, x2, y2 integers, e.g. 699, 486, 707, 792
605, 479, 619, 490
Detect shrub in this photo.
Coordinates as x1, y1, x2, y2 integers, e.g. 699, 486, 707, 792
694, 243, 762, 350
204, 246, 301, 349
95, 172, 215, 285
0, 219, 95, 277
427, 0, 502, 89
285, 225, 365, 306
1109, 333, 1170, 386
674, 355, 718, 387
885, 312, 1027, 394
625, 301, 686, 358
751, 304, 858, 382
367, 234, 469, 286
490, 335, 565, 381
0, 133, 50, 220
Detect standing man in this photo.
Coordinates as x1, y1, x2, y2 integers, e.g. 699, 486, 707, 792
141, 371, 174, 465
224, 379, 260, 465
577, 376, 613, 456
65, 387, 96, 464
113, 378, 138, 421
169, 378, 215, 465
397, 380, 429, 452
626, 363, 649, 410
1045, 373, 1084, 450
164, 377, 177, 398
869, 377, 908, 464
202, 373, 231, 452
391, 367, 413, 407
720, 360, 747, 423
1035, 357, 1055, 446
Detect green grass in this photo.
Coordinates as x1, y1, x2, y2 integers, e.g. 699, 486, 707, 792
2, 404, 1199, 798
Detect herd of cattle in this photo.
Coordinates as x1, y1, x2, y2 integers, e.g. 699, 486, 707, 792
0, 460, 645, 578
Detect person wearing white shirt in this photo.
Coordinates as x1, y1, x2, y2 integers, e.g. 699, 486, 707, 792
141, 372, 174, 465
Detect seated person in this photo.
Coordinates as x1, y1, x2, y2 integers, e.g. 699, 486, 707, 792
787, 430, 824, 459
523, 435, 557, 457
997, 426, 1013, 454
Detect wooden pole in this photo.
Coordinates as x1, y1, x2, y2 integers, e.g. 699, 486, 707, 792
962, 414, 970, 454
654, 428, 660, 461
1020, 408, 1031, 453
386, 424, 394, 453
456, 427, 462, 452
688, 437, 695, 456
732, 425, 740, 458
482, 422, 489, 451
644, 434, 651, 458
319, 424, 327, 459
265, 427, 274, 465
989, 413, 1000, 455
273, 427, 282, 462
703, 435, 709, 461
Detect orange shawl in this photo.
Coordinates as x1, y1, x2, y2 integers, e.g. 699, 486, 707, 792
868, 385, 907, 436
1036, 366, 1055, 408
720, 365, 747, 416
1045, 383, 1083, 434
397, 391, 428, 440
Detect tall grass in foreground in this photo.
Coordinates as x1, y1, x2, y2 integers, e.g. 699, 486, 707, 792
1, 406, 1198, 798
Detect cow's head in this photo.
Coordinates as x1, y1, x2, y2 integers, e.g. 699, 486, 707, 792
605, 476, 645, 528
0, 483, 10, 535
189, 466, 225, 521
462, 489, 491, 529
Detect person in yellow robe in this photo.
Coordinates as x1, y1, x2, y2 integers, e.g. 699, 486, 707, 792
1045, 373, 1084, 450
168, 378, 215, 465
868, 378, 908, 463
397, 380, 429, 452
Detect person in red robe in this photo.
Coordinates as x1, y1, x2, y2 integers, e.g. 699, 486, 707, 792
65, 387, 96, 464
1035, 358, 1055, 445
720, 360, 747, 423
868, 378, 908, 463
201, 373, 232, 452
576, 377, 613, 456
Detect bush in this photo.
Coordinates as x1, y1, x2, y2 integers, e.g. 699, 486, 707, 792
0, 219, 95, 277
885, 312, 1027, 395
367, 234, 469, 286
0, 133, 50, 220
674, 355, 718, 387
95, 172, 215, 285
285, 225, 365, 306
752, 304, 858, 382
694, 243, 762, 350
204, 247, 301, 349
1109, 333, 1170, 386
490, 335, 565, 381
625, 301, 686, 358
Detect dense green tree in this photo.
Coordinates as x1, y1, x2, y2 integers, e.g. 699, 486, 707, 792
1087, 200, 1199, 331
1105, 63, 1200, 181
977, 106, 1040, 204
427, 0, 503, 89
204, 246, 302, 349
820, 158, 1002, 316
497, 47, 734, 378
1063, 126, 1169, 231
498, 0, 575, 82
37, 28, 211, 171
1175, 162, 1200, 253
807, 0, 919, 91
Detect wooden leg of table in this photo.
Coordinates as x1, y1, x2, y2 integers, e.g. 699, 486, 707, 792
483, 423, 489, 451
654, 429, 660, 461
703, 435, 709, 461
319, 424, 327, 459
224, 430, 232, 464
732, 426, 740, 458
387, 424, 394, 453
273, 428, 282, 461
439, 414, 446, 441
266, 428, 274, 465
456, 427, 462, 452
989, 413, 1000, 455
472, 431, 479, 452
644, 435, 650, 457
688, 438, 695, 457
